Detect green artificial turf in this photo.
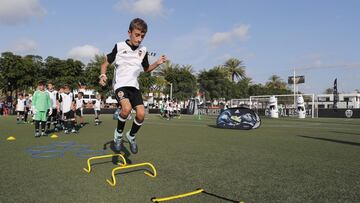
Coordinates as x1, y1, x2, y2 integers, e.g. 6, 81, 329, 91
0, 114, 359, 202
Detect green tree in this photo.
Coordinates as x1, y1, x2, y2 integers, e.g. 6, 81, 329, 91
198, 67, 233, 100
248, 83, 267, 96
223, 58, 246, 82
158, 62, 197, 100
22, 55, 44, 91
138, 71, 157, 95
324, 88, 333, 94
84, 55, 114, 97
0, 52, 28, 95
266, 75, 287, 89
264, 75, 291, 95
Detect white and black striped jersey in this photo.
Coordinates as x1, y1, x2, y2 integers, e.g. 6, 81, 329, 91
93, 99, 101, 111
75, 98, 86, 110
59, 92, 74, 113
56, 92, 62, 111
16, 98, 26, 111
47, 89, 58, 109
25, 98, 32, 108
107, 40, 149, 90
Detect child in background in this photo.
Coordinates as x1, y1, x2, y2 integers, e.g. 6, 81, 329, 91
58, 85, 76, 134
75, 92, 86, 127
0, 99, 3, 116
24, 94, 31, 123
15, 93, 26, 124
46, 82, 58, 132
56, 86, 64, 130
93, 94, 102, 125
32, 81, 52, 137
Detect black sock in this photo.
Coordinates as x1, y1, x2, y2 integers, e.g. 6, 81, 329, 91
35, 121, 40, 132
117, 115, 127, 133
66, 121, 72, 130
40, 121, 45, 133
17, 117, 19, 121
129, 118, 143, 137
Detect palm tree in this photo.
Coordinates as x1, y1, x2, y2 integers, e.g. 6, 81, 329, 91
324, 88, 334, 94
266, 75, 287, 89
157, 60, 178, 77
223, 58, 246, 82
181, 64, 193, 73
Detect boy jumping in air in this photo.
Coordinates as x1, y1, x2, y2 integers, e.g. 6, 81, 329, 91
99, 18, 167, 154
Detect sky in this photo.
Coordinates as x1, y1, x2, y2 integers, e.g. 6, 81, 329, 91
1, 0, 360, 94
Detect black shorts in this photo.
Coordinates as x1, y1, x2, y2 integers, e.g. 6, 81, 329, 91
63, 111, 75, 120
115, 87, 143, 108
17, 111, 24, 115
47, 108, 57, 118
76, 108, 83, 117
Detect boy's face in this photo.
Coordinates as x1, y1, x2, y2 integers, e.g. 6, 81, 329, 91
47, 84, 54, 90
64, 87, 70, 93
38, 85, 45, 91
128, 28, 146, 46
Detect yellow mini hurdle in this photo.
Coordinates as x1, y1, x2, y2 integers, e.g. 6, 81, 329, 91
106, 162, 157, 187
151, 188, 204, 202
83, 154, 127, 173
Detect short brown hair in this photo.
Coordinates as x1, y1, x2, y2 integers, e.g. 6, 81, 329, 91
129, 18, 148, 33
38, 81, 46, 86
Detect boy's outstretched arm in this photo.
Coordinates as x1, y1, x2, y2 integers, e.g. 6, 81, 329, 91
144, 55, 167, 73
99, 59, 109, 86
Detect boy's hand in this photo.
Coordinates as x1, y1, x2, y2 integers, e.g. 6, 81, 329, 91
99, 74, 107, 86
32, 106, 37, 115
156, 55, 167, 66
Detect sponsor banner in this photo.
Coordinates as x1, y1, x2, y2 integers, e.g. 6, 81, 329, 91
288, 76, 305, 84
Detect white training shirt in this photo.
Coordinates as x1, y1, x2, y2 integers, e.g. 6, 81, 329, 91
59, 92, 74, 113
25, 98, 32, 108
107, 41, 148, 90
94, 99, 101, 111
75, 97, 85, 110
16, 98, 26, 111
47, 89, 58, 109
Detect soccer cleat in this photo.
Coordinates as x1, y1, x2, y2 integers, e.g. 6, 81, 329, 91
64, 130, 69, 134
113, 129, 123, 151
41, 132, 47, 136
35, 132, 41, 137
126, 131, 138, 154
71, 129, 77, 133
